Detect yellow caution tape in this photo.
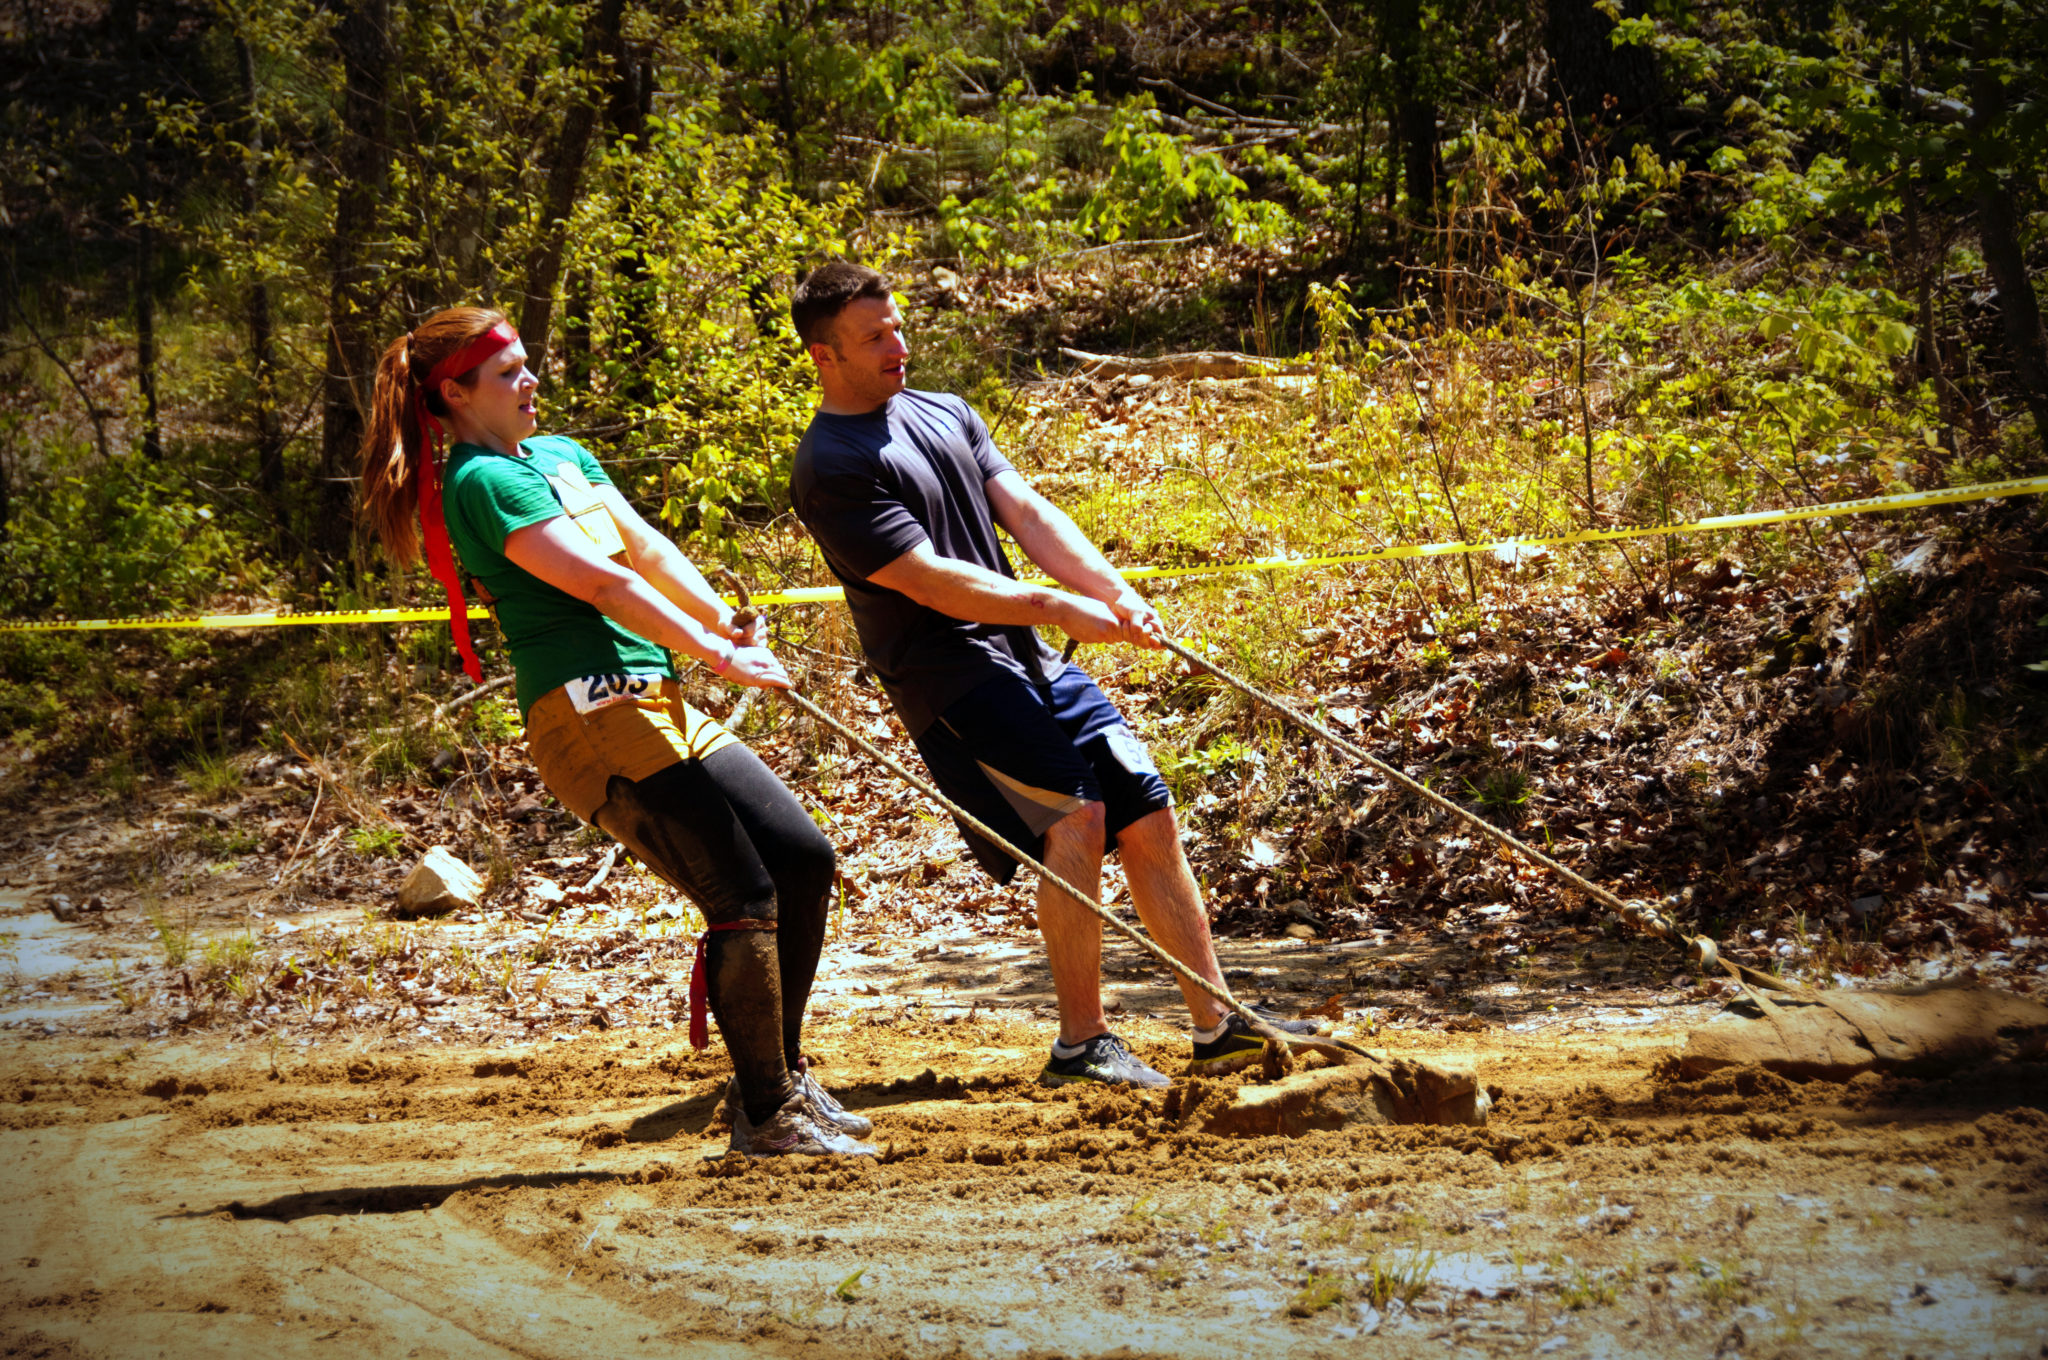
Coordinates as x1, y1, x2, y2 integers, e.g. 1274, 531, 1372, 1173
5, 474, 2043, 632
1105, 472, 2048, 585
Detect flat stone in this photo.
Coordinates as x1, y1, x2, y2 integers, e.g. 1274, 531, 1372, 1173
396, 846, 484, 918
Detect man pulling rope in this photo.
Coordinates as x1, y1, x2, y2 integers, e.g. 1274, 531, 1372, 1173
788, 260, 1321, 1087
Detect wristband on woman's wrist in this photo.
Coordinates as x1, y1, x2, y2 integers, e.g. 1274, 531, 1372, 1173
710, 643, 736, 675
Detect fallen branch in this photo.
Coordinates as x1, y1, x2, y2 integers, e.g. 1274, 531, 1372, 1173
1061, 347, 1316, 380
577, 846, 620, 897
434, 674, 515, 721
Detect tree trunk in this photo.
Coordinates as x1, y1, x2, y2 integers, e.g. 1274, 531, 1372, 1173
1544, 0, 1661, 124
1382, 0, 1425, 222
563, 265, 593, 392
1379, 0, 1434, 289
518, 0, 623, 382
126, 0, 160, 463
318, 0, 391, 575
1398, 97, 1438, 228
238, 36, 287, 525
1968, 37, 2048, 440
609, 38, 657, 405
773, 0, 798, 182
135, 218, 162, 462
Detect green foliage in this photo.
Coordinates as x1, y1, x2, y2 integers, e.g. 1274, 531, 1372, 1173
465, 695, 522, 744
549, 104, 863, 547
1467, 767, 1532, 823
1081, 99, 1250, 244
1287, 1272, 1347, 1315
178, 746, 241, 801
147, 906, 193, 966
346, 824, 406, 859
1359, 1246, 1439, 1309
0, 462, 254, 620
1, 0, 2039, 673
1157, 733, 1254, 802
198, 931, 261, 983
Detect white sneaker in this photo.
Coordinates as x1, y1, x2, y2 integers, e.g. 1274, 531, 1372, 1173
794, 1057, 873, 1136
719, 1059, 873, 1138
728, 1083, 878, 1158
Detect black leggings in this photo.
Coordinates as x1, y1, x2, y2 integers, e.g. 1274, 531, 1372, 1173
591, 743, 833, 1118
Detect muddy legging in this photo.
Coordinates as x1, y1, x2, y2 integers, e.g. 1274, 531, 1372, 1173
589, 743, 833, 1125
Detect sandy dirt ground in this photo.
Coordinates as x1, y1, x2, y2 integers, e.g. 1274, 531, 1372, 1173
3, 796, 2047, 1360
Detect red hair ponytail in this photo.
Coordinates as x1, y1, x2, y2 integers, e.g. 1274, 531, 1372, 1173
358, 305, 515, 681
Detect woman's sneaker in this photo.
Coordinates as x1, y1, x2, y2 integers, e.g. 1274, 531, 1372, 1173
728, 1084, 879, 1158
716, 1060, 873, 1138
793, 1057, 872, 1136
1188, 1008, 1323, 1076
1038, 1032, 1170, 1088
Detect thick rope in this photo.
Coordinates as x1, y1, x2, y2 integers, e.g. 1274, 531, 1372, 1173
781, 691, 1253, 1022
1153, 636, 1804, 997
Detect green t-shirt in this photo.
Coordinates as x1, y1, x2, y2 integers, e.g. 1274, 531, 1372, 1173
443, 435, 673, 718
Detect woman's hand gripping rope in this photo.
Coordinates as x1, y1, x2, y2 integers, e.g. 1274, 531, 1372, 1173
709, 568, 791, 689
1149, 635, 1801, 1002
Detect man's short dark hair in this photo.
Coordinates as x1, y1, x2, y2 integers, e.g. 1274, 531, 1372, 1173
791, 260, 892, 350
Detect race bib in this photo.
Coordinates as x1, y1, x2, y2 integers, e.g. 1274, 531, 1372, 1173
567, 672, 664, 715
545, 462, 628, 558
1102, 725, 1160, 778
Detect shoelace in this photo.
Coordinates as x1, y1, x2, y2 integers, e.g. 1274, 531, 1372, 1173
1091, 1034, 1134, 1065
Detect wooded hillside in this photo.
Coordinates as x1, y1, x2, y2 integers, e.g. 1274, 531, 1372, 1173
1, 0, 2044, 842
3, 0, 2042, 596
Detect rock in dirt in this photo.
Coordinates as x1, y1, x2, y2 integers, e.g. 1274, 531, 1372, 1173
396, 846, 484, 918
1175, 1058, 1490, 1138
1679, 983, 2048, 1080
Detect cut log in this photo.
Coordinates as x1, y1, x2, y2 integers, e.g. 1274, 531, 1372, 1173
396, 845, 484, 918
1679, 984, 2048, 1080
1060, 347, 1316, 381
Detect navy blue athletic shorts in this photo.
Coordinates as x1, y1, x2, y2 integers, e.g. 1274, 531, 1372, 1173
911, 663, 1173, 885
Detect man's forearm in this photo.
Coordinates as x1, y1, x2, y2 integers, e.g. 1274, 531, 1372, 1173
1005, 497, 1132, 605
874, 552, 1081, 630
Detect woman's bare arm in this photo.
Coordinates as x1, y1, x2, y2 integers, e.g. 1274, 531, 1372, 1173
502, 516, 788, 688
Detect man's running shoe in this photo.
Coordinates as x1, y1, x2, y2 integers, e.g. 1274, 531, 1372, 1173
1187, 1008, 1322, 1076
728, 1083, 878, 1158
1246, 1004, 1322, 1036
716, 1059, 873, 1138
1037, 1032, 1170, 1089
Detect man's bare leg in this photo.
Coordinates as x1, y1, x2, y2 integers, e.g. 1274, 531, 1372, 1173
1117, 806, 1230, 1030
1036, 801, 1108, 1044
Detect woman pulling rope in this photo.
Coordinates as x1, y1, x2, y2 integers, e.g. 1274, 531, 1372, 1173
358, 305, 874, 1158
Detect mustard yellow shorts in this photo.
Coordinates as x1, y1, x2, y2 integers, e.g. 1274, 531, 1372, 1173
523, 674, 737, 824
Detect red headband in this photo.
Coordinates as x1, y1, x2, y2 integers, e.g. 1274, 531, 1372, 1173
414, 322, 518, 683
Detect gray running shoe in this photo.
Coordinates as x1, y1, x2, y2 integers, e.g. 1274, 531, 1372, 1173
717, 1060, 873, 1138
1038, 1032, 1171, 1088
1188, 1007, 1327, 1075
728, 1083, 879, 1158
794, 1057, 873, 1137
